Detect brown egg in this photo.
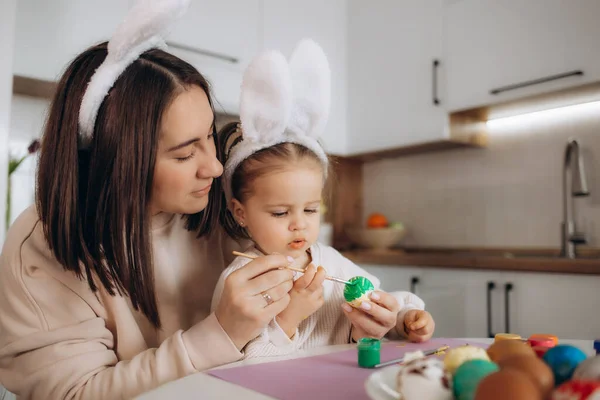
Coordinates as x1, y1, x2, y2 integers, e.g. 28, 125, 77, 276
499, 354, 554, 397
487, 339, 536, 363
475, 369, 543, 400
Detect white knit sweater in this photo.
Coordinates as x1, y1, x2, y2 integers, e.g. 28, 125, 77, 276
211, 242, 425, 360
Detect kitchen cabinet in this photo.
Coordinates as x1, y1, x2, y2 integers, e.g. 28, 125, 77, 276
261, 0, 348, 155
447, 270, 600, 340
443, 0, 600, 112
503, 271, 600, 340
468, 271, 600, 340
361, 265, 472, 338
167, 0, 260, 114
360, 264, 421, 293
13, 0, 129, 82
412, 269, 478, 339
12, 0, 261, 115
360, 265, 600, 340
347, 0, 449, 155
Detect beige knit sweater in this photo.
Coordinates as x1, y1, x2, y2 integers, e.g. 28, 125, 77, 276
211, 243, 426, 359
0, 206, 247, 400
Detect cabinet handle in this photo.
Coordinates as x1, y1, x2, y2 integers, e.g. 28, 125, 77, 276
490, 70, 583, 95
410, 276, 420, 294
487, 281, 496, 338
505, 282, 514, 334
432, 59, 440, 106
166, 41, 239, 64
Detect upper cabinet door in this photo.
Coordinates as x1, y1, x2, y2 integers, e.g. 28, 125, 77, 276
347, 0, 448, 155
261, 0, 348, 156
444, 0, 600, 112
12, 0, 260, 115
167, 0, 260, 114
168, 0, 259, 70
13, 0, 129, 81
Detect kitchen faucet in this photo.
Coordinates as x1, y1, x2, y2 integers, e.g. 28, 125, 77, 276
561, 138, 590, 258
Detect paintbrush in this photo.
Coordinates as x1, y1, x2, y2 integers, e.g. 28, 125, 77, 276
232, 250, 353, 285
373, 345, 450, 368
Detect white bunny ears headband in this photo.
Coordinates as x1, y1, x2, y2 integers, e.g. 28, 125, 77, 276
223, 39, 331, 203
78, 0, 191, 149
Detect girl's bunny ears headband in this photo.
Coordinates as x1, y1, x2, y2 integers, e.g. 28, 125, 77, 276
78, 0, 191, 149
223, 39, 331, 203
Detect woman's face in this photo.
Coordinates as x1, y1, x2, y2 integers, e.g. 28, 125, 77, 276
150, 85, 223, 216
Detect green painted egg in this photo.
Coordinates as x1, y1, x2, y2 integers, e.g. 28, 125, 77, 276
453, 359, 499, 400
344, 276, 374, 307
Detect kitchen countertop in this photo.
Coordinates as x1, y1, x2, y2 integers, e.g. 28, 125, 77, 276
340, 247, 600, 275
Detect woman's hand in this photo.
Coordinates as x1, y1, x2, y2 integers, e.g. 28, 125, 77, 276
342, 291, 400, 341
215, 254, 294, 350
276, 264, 327, 337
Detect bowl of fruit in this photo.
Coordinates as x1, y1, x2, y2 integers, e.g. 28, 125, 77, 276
345, 213, 406, 251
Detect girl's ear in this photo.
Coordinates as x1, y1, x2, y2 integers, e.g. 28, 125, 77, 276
287, 39, 331, 140
230, 199, 246, 226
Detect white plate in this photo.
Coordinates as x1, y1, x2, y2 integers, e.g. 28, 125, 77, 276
364, 365, 402, 400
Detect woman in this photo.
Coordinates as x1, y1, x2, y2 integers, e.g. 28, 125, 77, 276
0, 41, 295, 399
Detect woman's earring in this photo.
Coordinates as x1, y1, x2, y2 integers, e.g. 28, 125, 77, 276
239, 221, 245, 227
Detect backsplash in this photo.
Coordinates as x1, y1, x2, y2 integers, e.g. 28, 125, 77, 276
363, 108, 600, 248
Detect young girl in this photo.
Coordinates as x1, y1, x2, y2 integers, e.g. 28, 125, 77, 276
211, 39, 435, 359
0, 2, 296, 399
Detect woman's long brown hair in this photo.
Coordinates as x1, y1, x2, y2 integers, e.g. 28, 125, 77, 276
36, 42, 221, 328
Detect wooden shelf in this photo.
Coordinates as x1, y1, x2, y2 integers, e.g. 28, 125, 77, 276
345, 135, 487, 162
13, 75, 56, 99
344, 107, 489, 162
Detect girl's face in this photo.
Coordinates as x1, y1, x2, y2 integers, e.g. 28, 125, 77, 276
150, 86, 223, 216
232, 160, 323, 260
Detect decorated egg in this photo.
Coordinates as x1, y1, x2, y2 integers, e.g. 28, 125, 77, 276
444, 345, 491, 374
543, 345, 588, 386
453, 359, 499, 400
533, 346, 551, 358
396, 356, 453, 400
551, 380, 600, 399
500, 354, 554, 397
529, 337, 556, 348
344, 276, 374, 307
487, 338, 536, 364
529, 334, 559, 346
574, 356, 600, 381
474, 369, 543, 400
494, 333, 522, 342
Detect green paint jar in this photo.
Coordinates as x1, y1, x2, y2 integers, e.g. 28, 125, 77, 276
357, 337, 381, 368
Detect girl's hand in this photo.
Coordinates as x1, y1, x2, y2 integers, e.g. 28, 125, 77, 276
342, 291, 400, 341
215, 254, 294, 350
276, 264, 326, 338
403, 310, 435, 343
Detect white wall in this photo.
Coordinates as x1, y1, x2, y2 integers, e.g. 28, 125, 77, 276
364, 104, 600, 248
0, 0, 17, 244
7, 95, 49, 227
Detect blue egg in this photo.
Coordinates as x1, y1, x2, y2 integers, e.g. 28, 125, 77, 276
542, 344, 587, 385
453, 359, 499, 400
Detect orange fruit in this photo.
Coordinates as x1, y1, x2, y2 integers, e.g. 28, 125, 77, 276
367, 213, 389, 228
